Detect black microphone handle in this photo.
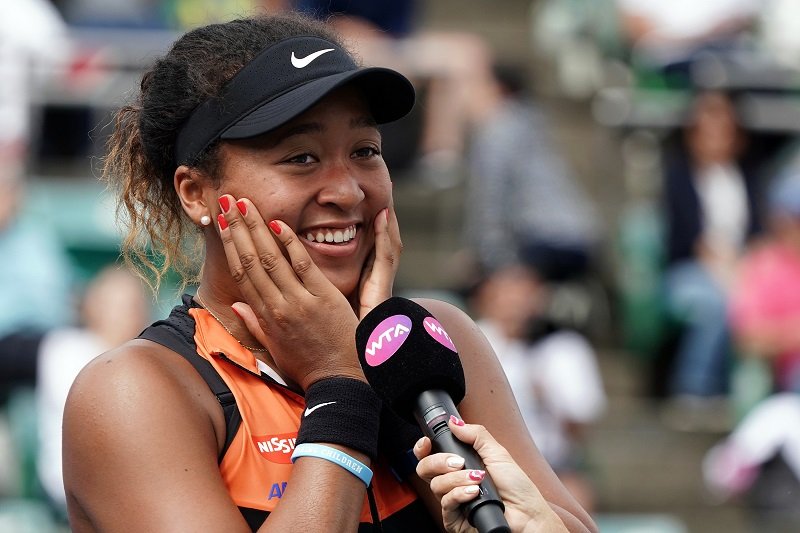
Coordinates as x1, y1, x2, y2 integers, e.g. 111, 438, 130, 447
414, 390, 511, 533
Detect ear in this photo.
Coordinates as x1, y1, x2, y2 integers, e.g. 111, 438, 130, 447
174, 165, 214, 226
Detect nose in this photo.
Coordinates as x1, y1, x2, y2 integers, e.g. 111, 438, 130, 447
316, 161, 366, 210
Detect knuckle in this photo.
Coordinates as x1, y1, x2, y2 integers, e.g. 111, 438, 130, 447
239, 252, 259, 272
230, 266, 247, 285
293, 258, 313, 275
258, 251, 281, 272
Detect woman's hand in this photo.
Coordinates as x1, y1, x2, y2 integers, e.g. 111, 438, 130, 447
218, 195, 363, 390
356, 204, 402, 319
414, 418, 568, 533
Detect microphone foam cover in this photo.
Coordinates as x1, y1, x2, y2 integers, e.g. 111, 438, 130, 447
356, 297, 465, 422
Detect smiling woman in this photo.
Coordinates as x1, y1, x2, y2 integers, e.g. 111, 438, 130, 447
61, 11, 596, 533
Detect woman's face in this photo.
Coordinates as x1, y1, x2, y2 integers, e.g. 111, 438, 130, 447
214, 87, 391, 297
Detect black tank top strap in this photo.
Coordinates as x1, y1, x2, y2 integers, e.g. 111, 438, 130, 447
138, 294, 240, 461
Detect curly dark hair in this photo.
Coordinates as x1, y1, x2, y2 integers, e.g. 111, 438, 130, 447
103, 13, 345, 292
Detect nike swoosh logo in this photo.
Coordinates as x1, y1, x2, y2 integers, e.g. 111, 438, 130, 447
291, 48, 334, 68
304, 401, 337, 416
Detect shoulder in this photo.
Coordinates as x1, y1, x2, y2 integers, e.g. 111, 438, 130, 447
64, 338, 223, 449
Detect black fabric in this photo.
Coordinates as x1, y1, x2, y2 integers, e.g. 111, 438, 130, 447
175, 36, 415, 164
296, 377, 382, 459
137, 295, 241, 460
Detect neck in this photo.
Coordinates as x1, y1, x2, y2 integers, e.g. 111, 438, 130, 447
194, 285, 269, 355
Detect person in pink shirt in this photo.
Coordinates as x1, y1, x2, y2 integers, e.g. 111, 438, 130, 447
730, 171, 800, 392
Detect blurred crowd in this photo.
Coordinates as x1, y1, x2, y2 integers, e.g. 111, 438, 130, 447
2, 0, 800, 531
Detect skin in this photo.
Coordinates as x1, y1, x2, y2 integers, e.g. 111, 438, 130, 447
62, 87, 596, 533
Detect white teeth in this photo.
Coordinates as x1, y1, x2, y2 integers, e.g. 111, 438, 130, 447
304, 225, 357, 244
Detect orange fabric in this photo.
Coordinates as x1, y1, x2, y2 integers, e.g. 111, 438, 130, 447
189, 308, 419, 521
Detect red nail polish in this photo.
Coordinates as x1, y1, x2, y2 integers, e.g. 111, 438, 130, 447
217, 213, 228, 230
218, 196, 230, 213
236, 200, 247, 216
268, 220, 282, 234
450, 415, 464, 426
468, 470, 485, 481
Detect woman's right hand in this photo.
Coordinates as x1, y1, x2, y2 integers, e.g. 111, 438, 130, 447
218, 195, 364, 390
414, 418, 568, 533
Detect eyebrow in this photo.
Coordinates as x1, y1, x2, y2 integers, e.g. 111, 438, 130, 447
267, 115, 378, 148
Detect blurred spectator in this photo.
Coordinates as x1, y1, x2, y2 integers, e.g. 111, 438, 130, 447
469, 263, 606, 513
462, 63, 600, 281
279, 0, 497, 182
703, 392, 800, 507
36, 265, 151, 514
661, 90, 764, 402
0, 181, 76, 396
615, 0, 762, 79
0, 1, 75, 391
729, 171, 800, 393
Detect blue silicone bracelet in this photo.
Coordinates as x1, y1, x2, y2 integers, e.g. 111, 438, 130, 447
291, 443, 373, 486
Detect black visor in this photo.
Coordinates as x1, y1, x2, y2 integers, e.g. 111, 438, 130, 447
174, 36, 416, 164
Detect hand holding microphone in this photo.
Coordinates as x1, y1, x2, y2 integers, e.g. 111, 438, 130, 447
414, 419, 569, 533
355, 297, 510, 533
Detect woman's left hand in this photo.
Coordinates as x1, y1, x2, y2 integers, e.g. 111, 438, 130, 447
356, 204, 402, 319
414, 419, 568, 533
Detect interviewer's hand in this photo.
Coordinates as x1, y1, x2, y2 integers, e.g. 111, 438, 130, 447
414, 418, 568, 533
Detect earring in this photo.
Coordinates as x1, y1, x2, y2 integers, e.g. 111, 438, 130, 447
200, 215, 211, 226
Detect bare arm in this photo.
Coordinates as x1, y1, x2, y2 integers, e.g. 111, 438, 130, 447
63, 342, 371, 532
412, 299, 597, 533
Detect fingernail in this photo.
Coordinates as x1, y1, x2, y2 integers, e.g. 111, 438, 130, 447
236, 200, 247, 216
446, 456, 465, 468
218, 196, 230, 213
217, 213, 228, 231
468, 469, 485, 481
450, 415, 464, 426
230, 306, 242, 320
268, 220, 282, 234
464, 485, 480, 494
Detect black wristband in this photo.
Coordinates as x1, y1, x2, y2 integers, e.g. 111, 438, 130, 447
297, 377, 381, 460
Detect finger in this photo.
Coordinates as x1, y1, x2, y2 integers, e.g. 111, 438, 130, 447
231, 302, 270, 349
429, 469, 486, 500
358, 208, 400, 318
265, 219, 339, 297
231, 198, 304, 297
415, 452, 466, 483
217, 196, 275, 307
448, 419, 513, 465
412, 436, 431, 461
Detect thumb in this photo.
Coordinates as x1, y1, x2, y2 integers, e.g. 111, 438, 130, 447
231, 302, 270, 348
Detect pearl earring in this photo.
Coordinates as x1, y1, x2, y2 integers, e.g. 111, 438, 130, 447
200, 215, 211, 226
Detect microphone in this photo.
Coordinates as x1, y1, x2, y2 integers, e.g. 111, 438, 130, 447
356, 297, 510, 533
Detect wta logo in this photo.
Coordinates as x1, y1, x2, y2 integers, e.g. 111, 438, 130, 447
364, 314, 412, 366
423, 317, 457, 353
253, 432, 297, 464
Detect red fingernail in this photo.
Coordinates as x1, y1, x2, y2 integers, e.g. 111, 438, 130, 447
236, 200, 247, 216
468, 470, 485, 481
450, 415, 464, 426
217, 213, 228, 230
268, 220, 282, 234
230, 306, 242, 320
218, 196, 230, 213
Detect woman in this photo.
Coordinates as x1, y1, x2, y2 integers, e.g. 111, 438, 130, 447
62, 13, 595, 533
